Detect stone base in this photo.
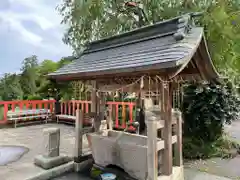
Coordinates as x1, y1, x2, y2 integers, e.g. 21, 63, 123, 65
27, 162, 74, 180
158, 166, 184, 180
74, 159, 93, 172
172, 166, 184, 180
34, 154, 71, 170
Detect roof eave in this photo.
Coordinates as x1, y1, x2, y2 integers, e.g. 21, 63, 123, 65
48, 60, 181, 81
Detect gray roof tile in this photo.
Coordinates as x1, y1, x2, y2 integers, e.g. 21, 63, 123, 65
48, 14, 204, 78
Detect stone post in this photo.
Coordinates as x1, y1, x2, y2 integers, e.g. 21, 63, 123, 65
74, 109, 83, 171
43, 127, 60, 157
145, 110, 158, 180
74, 109, 94, 172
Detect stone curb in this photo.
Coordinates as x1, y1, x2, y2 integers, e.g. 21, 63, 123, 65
25, 161, 74, 180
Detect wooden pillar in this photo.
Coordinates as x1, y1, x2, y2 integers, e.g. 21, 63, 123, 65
99, 92, 106, 120
74, 109, 83, 166
111, 92, 116, 125
145, 110, 158, 180
107, 105, 113, 130
163, 82, 173, 175
159, 82, 164, 138
136, 89, 144, 109
135, 76, 144, 109
91, 80, 97, 113
91, 80, 102, 132
173, 111, 183, 166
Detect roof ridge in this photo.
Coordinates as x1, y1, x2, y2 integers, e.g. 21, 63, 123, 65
84, 13, 197, 54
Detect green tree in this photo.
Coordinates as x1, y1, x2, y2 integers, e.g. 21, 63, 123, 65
36, 59, 59, 99
0, 73, 23, 101
57, 0, 240, 84
37, 57, 75, 100
20, 55, 39, 98
56, 56, 76, 100
0, 56, 75, 101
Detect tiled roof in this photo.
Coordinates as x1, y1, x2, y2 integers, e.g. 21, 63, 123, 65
48, 14, 206, 79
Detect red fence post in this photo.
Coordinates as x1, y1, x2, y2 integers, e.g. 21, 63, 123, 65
64, 102, 67, 115
68, 101, 71, 115
85, 102, 89, 113
3, 102, 8, 123
73, 101, 76, 116
129, 103, 133, 123
115, 104, 119, 128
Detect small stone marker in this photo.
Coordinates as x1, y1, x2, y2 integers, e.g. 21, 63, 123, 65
34, 127, 70, 170
43, 127, 60, 157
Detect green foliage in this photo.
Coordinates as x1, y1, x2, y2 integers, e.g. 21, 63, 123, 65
183, 135, 239, 159
0, 56, 74, 101
0, 73, 23, 101
27, 94, 42, 100
201, 0, 240, 84
182, 81, 240, 159
20, 55, 39, 97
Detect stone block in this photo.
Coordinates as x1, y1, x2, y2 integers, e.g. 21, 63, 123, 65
74, 159, 93, 172
34, 154, 71, 170
43, 127, 60, 157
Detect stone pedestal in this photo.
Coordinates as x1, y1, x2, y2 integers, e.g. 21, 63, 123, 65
34, 127, 70, 169
34, 154, 70, 170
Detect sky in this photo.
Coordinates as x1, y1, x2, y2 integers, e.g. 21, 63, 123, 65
0, 0, 72, 75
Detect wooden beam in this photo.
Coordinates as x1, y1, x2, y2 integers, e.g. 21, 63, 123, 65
49, 64, 179, 82
163, 82, 173, 175
136, 77, 144, 109
192, 51, 207, 80
174, 111, 183, 166
91, 80, 97, 113
91, 80, 101, 132
159, 82, 164, 139
107, 105, 113, 130
99, 92, 106, 121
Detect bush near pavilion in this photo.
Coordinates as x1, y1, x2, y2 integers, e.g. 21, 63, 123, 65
182, 80, 240, 159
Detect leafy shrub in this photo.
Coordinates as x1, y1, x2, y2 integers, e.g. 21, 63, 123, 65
182, 80, 240, 159
27, 94, 42, 100
183, 135, 240, 159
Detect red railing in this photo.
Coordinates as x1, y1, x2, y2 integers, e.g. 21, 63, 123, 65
59, 100, 135, 129
60, 100, 91, 116
0, 100, 55, 124
0, 100, 136, 128
106, 101, 135, 129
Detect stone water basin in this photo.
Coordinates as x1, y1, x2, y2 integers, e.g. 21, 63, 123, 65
87, 130, 164, 180
0, 145, 29, 165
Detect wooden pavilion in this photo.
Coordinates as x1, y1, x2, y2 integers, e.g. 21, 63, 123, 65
48, 13, 219, 180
